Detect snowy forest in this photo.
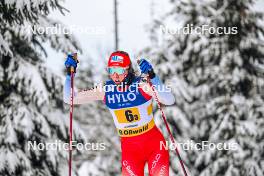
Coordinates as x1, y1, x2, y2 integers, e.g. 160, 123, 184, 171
0, 0, 263, 176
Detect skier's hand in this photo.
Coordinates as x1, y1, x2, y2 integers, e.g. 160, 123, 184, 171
65, 53, 79, 75
139, 59, 155, 79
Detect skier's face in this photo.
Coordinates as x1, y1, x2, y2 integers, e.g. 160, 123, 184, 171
108, 67, 129, 84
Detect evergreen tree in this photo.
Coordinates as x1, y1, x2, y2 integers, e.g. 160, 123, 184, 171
0, 0, 84, 175
143, 0, 264, 175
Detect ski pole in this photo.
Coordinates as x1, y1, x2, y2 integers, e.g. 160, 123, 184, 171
147, 77, 189, 176
68, 53, 78, 176
137, 59, 189, 176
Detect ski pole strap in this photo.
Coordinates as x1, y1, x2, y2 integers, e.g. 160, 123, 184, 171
147, 77, 189, 176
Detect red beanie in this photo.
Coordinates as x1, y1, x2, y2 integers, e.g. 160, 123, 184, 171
108, 51, 131, 68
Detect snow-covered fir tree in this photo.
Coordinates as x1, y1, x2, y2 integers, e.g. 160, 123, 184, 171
0, 0, 85, 175
71, 59, 121, 176
142, 0, 264, 175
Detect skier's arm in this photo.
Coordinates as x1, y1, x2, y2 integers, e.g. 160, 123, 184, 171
138, 59, 175, 105
63, 54, 104, 105
140, 77, 175, 105
63, 75, 105, 105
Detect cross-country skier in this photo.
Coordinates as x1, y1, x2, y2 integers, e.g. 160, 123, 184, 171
64, 51, 175, 176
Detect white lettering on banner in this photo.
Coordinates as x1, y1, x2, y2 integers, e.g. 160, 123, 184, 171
107, 93, 136, 104
116, 94, 121, 102
108, 94, 116, 104
127, 93, 136, 101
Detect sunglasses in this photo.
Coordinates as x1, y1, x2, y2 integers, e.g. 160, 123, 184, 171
108, 67, 127, 75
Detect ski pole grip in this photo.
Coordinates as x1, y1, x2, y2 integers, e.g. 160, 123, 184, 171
70, 67, 75, 73
72, 53, 79, 63
70, 53, 79, 73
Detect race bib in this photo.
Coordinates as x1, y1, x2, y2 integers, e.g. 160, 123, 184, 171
114, 107, 141, 123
